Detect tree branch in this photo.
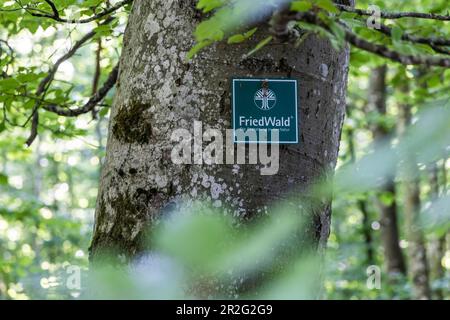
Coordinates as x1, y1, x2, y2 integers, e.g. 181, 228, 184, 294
42, 63, 119, 117
374, 23, 450, 55
29, 0, 133, 24
281, 11, 450, 67
25, 18, 113, 145
35, 22, 107, 96
0, 39, 15, 76
25, 111, 39, 147
343, 27, 450, 67
44, 0, 60, 19
336, 4, 450, 21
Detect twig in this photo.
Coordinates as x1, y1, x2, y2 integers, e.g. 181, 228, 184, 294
25, 112, 39, 146
25, 18, 113, 145
0, 39, 15, 76
44, 0, 60, 19
42, 63, 119, 117
374, 23, 450, 55
343, 27, 450, 67
336, 4, 450, 21
91, 38, 102, 119
282, 11, 450, 67
29, 0, 133, 24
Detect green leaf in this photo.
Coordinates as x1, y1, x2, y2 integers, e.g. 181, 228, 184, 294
0, 173, 8, 185
195, 18, 226, 42
99, 107, 110, 118
316, 0, 339, 14
379, 191, 394, 206
186, 40, 213, 60
426, 74, 441, 88
291, 1, 312, 12
0, 78, 20, 90
82, 0, 103, 7
339, 12, 357, 20
227, 27, 257, 44
329, 21, 346, 48
197, 0, 226, 13
154, 207, 234, 271
16, 73, 42, 83
94, 25, 112, 37
245, 36, 273, 57
391, 25, 403, 43
22, 99, 35, 111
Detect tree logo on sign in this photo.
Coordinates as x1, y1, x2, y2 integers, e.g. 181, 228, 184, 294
254, 88, 277, 111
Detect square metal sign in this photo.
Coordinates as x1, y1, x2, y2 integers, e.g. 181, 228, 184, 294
232, 78, 299, 144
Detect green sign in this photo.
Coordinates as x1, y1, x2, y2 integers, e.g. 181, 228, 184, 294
232, 78, 299, 144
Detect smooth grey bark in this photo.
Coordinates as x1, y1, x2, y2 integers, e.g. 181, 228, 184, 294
368, 65, 406, 276
90, 0, 351, 262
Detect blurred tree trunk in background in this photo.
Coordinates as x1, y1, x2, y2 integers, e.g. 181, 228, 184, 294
89, 0, 352, 262
347, 126, 373, 265
398, 96, 431, 300
369, 65, 406, 276
32, 139, 42, 198
427, 162, 445, 299
445, 158, 450, 300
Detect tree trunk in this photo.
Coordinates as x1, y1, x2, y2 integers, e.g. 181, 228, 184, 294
347, 126, 373, 265
427, 163, 445, 299
89, 0, 351, 262
398, 97, 431, 300
403, 172, 431, 299
368, 65, 406, 276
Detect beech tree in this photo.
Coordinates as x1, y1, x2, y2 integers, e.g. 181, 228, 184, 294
89, 0, 353, 260
368, 65, 406, 276
1, 0, 450, 299
87, 0, 450, 262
